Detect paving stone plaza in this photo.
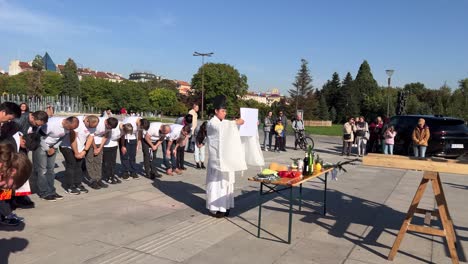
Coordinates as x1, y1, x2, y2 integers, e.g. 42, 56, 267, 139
1, 134, 467, 264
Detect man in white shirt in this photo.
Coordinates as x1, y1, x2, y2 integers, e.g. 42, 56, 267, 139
120, 116, 150, 180
142, 123, 171, 179
161, 124, 190, 175
86, 117, 118, 189
34, 116, 80, 201
60, 115, 99, 195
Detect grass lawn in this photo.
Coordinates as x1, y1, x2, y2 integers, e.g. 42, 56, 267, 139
304, 124, 342, 136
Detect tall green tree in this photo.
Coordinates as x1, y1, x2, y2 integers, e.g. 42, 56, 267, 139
28, 54, 45, 96
289, 59, 314, 111
335, 72, 359, 123
61, 58, 80, 97
354, 60, 379, 100
321, 72, 341, 108
191, 63, 248, 116
317, 96, 330, 120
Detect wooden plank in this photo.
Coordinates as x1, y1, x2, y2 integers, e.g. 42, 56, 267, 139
363, 153, 468, 175
415, 208, 439, 217
407, 224, 445, 237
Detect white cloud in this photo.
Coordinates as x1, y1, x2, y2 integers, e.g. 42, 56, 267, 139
0, 0, 105, 36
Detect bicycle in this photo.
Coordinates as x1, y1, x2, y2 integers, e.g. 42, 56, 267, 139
294, 130, 314, 151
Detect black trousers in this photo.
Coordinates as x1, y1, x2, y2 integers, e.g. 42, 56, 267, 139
176, 146, 185, 169
60, 147, 84, 188
275, 136, 284, 150
141, 140, 158, 175
102, 146, 118, 181
120, 139, 137, 173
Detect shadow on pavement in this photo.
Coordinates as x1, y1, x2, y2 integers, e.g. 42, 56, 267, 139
257, 185, 466, 263
0, 237, 28, 264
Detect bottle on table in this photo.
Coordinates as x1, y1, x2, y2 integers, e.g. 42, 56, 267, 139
303, 153, 309, 176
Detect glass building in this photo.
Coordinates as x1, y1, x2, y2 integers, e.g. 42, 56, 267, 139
43, 52, 57, 72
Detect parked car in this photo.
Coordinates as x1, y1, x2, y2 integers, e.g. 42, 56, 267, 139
388, 115, 468, 158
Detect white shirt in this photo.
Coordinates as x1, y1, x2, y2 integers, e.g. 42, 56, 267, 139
104, 121, 122, 148
122, 116, 139, 140
93, 117, 108, 145
61, 116, 96, 152
167, 124, 183, 141
145, 122, 163, 142
41, 117, 69, 150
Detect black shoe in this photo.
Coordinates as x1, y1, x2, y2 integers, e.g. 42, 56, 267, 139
196, 163, 201, 169
224, 209, 231, 217
181, 166, 187, 170
97, 181, 108, 188
76, 185, 89, 194
0, 216, 21, 226
122, 173, 130, 180
131, 173, 140, 180
210, 211, 225, 218
65, 187, 80, 195
201, 163, 206, 169
15, 196, 35, 207
113, 176, 122, 184
89, 181, 101, 190
53, 193, 64, 200
42, 195, 57, 202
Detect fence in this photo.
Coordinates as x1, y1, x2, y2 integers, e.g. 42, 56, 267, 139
0, 94, 99, 114
304, 120, 332, 127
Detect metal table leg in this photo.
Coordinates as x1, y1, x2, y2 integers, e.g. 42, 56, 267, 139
288, 186, 293, 244
257, 183, 264, 238
324, 172, 328, 215
299, 183, 303, 211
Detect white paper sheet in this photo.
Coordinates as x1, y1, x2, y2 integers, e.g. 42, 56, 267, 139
239, 108, 258, 137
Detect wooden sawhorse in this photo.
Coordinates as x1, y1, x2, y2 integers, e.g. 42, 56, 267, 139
363, 154, 468, 264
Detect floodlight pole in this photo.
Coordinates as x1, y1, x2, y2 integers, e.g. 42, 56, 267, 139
193, 52, 214, 120
386, 69, 394, 117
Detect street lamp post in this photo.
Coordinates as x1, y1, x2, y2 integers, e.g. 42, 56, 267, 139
385, 69, 394, 117
193, 51, 214, 120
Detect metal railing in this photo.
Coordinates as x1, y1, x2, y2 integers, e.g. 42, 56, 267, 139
0, 94, 98, 114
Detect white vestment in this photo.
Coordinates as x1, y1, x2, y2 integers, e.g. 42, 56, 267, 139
206, 116, 263, 212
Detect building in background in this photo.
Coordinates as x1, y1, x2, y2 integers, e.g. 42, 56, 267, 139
243, 88, 283, 106
175, 80, 191, 96
8, 60, 33, 75
129, 72, 160, 82
57, 65, 125, 83
43, 52, 57, 72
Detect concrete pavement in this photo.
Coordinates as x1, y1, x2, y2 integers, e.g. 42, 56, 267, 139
1, 134, 467, 264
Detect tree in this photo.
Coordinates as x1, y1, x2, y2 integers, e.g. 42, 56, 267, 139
42, 71, 63, 96
330, 107, 337, 123
32, 55, 44, 71
61, 58, 80, 97
353, 60, 379, 102
148, 88, 179, 115
321, 72, 341, 109
289, 59, 314, 111
335, 72, 359, 123
191, 63, 248, 115
317, 96, 330, 120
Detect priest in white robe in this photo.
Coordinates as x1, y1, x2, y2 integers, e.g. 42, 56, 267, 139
206, 95, 248, 218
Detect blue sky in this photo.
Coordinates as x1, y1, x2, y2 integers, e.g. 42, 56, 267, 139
1, 0, 467, 94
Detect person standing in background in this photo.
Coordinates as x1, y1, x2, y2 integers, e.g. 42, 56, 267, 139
355, 116, 369, 157
276, 111, 287, 151
342, 117, 356, 156
383, 125, 397, 155
291, 114, 304, 150
412, 118, 430, 158
194, 121, 207, 169
262, 111, 273, 151
187, 104, 199, 153
15, 103, 30, 135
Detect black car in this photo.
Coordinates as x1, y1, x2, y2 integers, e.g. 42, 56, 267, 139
388, 115, 468, 158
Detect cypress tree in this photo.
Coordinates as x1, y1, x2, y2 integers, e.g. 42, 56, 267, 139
289, 59, 314, 111
62, 58, 81, 97
354, 60, 379, 100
